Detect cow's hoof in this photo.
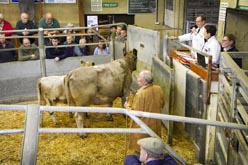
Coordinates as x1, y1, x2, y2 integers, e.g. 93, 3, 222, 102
79, 134, 87, 138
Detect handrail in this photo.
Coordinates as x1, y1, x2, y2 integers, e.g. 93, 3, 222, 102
1, 22, 128, 39
221, 52, 248, 94
0, 105, 247, 131
1, 104, 247, 164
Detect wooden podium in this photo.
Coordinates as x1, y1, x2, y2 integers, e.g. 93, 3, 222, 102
169, 49, 219, 81
170, 49, 219, 103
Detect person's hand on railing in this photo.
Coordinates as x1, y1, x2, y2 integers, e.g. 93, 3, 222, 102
54, 57, 60, 61
22, 28, 29, 36
44, 30, 49, 36
31, 54, 36, 59
168, 36, 178, 40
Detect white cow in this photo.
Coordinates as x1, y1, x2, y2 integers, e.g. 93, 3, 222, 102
64, 49, 137, 137
37, 61, 95, 124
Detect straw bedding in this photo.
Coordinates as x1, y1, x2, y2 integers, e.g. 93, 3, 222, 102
0, 98, 198, 164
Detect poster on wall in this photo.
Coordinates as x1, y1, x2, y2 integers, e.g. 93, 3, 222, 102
219, 2, 228, 21
0, 0, 9, 4
128, 0, 156, 14
87, 15, 98, 30
91, 0, 102, 11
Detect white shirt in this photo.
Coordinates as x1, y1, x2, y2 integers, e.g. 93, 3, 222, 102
178, 27, 205, 58
202, 36, 221, 64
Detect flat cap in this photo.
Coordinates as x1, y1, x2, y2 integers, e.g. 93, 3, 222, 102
137, 137, 164, 155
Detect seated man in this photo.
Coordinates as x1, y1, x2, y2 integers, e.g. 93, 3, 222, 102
85, 28, 99, 55
124, 137, 178, 165
46, 37, 67, 61
62, 23, 80, 43
63, 35, 75, 57
18, 38, 39, 61
0, 33, 17, 63
15, 12, 36, 44
74, 38, 89, 56
38, 12, 60, 45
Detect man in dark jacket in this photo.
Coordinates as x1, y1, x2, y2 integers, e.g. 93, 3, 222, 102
124, 137, 178, 165
221, 34, 241, 68
0, 33, 17, 63
15, 12, 36, 44
45, 37, 67, 61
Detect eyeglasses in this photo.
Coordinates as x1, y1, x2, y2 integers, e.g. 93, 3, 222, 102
222, 40, 229, 42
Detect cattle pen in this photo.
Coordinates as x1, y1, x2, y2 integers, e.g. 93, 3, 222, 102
0, 104, 247, 164
1, 24, 248, 164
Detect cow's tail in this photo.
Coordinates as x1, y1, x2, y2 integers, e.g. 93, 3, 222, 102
64, 74, 75, 106
64, 74, 75, 118
37, 79, 46, 106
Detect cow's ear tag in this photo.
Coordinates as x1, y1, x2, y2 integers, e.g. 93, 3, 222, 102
80, 60, 85, 65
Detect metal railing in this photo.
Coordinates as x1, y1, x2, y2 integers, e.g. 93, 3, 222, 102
1, 104, 247, 165
0, 23, 127, 78
215, 52, 248, 164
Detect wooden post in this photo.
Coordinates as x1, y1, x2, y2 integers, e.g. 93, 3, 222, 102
39, 0, 43, 19
78, 1, 85, 32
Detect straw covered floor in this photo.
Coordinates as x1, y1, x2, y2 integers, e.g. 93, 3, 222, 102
0, 98, 198, 164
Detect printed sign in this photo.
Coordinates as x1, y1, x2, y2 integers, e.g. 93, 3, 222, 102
128, 0, 156, 14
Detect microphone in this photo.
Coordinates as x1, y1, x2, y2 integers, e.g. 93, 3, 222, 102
190, 25, 198, 29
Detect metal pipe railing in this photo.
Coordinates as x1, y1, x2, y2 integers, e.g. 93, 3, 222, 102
0, 104, 247, 131
1, 104, 247, 165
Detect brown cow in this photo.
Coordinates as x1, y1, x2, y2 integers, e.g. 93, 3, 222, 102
64, 49, 137, 137
37, 61, 95, 125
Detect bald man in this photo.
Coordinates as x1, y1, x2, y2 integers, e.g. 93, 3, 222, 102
38, 12, 60, 44
16, 12, 36, 43
125, 70, 165, 154
19, 0, 35, 23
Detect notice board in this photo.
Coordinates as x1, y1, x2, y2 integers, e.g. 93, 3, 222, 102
128, 0, 156, 14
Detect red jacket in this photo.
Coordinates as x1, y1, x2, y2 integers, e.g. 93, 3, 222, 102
1, 20, 14, 36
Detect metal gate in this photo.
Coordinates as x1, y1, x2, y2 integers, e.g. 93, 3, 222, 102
215, 52, 248, 164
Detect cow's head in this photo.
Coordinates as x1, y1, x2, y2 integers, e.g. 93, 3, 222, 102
124, 48, 138, 71
80, 60, 95, 67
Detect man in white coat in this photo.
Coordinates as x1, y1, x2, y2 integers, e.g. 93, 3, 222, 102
202, 24, 221, 67
169, 15, 206, 58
